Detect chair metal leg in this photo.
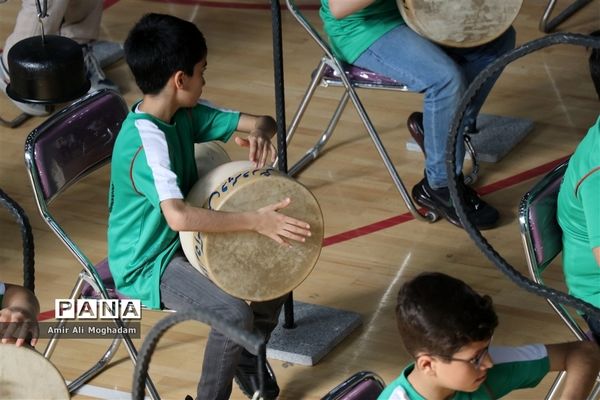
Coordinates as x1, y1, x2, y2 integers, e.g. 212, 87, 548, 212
285, 60, 329, 147
545, 371, 567, 400
587, 379, 600, 400
0, 112, 32, 128
539, 0, 592, 33
67, 335, 122, 393
44, 273, 86, 359
344, 84, 434, 222
463, 134, 479, 185
289, 90, 349, 177
67, 319, 160, 399
542, 355, 600, 399
44, 271, 160, 399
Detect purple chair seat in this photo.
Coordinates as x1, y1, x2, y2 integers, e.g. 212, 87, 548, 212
321, 371, 385, 400
338, 379, 384, 400
81, 259, 127, 300
323, 63, 402, 87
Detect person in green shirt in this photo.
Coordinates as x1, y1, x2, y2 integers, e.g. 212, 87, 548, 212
558, 116, 600, 344
109, 13, 312, 400
378, 272, 600, 399
320, 0, 516, 230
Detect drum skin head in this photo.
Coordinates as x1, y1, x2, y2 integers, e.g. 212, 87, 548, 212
398, 0, 522, 47
181, 163, 324, 301
0, 345, 69, 399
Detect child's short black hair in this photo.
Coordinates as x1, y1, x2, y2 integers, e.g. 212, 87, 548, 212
124, 13, 207, 94
396, 272, 498, 359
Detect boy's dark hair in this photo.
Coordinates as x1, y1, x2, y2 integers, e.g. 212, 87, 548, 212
396, 272, 498, 359
124, 13, 207, 94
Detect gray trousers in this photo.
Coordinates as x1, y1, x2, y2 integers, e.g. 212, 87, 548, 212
160, 252, 286, 400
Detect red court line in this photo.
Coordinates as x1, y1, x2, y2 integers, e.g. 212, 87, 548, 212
323, 213, 415, 247
477, 155, 570, 196
322, 155, 570, 247
38, 309, 55, 321
103, 0, 120, 9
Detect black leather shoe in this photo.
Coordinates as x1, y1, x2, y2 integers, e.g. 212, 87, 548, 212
412, 177, 499, 230
235, 352, 280, 399
407, 111, 426, 156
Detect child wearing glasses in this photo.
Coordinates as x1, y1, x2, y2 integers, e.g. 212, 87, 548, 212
378, 272, 600, 399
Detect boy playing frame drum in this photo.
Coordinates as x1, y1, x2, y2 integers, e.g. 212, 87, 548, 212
108, 13, 312, 400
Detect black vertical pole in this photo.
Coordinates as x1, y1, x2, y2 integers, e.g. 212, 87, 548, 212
270, 0, 296, 329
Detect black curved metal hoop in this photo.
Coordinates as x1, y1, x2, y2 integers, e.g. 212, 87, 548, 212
0, 188, 35, 292
446, 32, 600, 321
132, 309, 267, 400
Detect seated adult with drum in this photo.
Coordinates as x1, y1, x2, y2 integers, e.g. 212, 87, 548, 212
321, 0, 516, 230
0, 281, 39, 347
557, 116, 600, 344
109, 14, 312, 400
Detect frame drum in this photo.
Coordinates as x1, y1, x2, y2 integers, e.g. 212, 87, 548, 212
180, 142, 233, 261
397, 0, 522, 47
194, 141, 231, 178
0, 345, 69, 399
180, 161, 324, 301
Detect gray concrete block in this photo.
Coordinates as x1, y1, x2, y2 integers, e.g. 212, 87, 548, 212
406, 114, 534, 163
266, 301, 362, 366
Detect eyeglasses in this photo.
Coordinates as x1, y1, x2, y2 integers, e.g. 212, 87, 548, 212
421, 337, 493, 369
443, 345, 491, 369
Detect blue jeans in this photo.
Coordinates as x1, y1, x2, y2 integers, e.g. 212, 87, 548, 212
355, 25, 516, 189
160, 252, 286, 400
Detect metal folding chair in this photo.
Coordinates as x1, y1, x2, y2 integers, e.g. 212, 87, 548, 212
24, 89, 159, 399
283, 0, 478, 223
320, 371, 385, 400
539, 0, 594, 33
518, 160, 600, 400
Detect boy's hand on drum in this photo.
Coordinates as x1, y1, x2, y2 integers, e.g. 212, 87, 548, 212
254, 198, 311, 247
235, 114, 277, 168
0, 306, 39, 347
234, 134, 276, 169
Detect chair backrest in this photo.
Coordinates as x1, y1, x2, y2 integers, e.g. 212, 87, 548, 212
25, 89, 126, 204
285, 0, 332, 58
321, 371, 385, 400
24, 89, 128, 297
518, 160, 568, 280
518, 159, 591, 341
